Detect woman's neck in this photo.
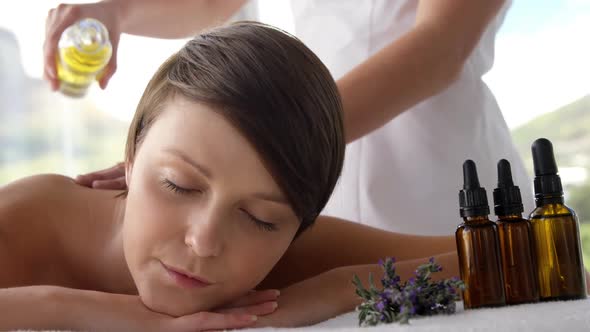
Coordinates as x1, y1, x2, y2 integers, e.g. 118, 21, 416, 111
96, 195, 137, 294
64, 190, 137, 295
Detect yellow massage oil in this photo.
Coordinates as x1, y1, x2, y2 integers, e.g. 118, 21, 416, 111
56, 18, 112, 97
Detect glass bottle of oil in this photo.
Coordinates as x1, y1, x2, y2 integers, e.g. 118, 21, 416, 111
529, 138, 586, 301
456, 160, 506, 309
56, 18, 112, 97
494, 159, 539, 304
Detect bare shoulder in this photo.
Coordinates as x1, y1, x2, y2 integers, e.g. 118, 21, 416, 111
1, 173, 77, 196
0, 173, 78, 222
0, 174, 81, 287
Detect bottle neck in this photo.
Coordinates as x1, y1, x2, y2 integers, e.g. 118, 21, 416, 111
463, 215, 491, 223
535, 193, 564, 207
497, 214, 523, 221
71, 19, 110, 54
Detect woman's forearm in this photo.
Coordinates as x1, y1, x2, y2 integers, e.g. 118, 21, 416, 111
254, 252, 460, 327
110, 0, 246, 38
260, 216, 455, 289
0, 286, 143, 331
0, 286, 79, 330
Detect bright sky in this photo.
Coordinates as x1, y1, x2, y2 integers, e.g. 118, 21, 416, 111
484, 0, 590, 128
1, 0, 588, 128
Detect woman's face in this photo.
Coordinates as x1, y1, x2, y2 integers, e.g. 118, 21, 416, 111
123, 95, 300, 316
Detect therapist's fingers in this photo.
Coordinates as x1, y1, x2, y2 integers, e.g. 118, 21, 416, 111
92, 177, 127, 190
44, 4, 82, 90
75, 162, 125, 187
97, 31, 120, 89
43, 2, 123, 91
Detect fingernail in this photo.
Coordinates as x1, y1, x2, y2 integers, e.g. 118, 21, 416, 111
246, 315, 257, 322
274, 290, 281, 297
271, 301, 278, 309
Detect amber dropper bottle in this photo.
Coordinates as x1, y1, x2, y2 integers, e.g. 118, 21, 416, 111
529, 138, 587, 301
493, 159, 539, 304
456, 160, 506, 309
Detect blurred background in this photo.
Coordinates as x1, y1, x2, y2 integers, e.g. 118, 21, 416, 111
1, 1, 589, 262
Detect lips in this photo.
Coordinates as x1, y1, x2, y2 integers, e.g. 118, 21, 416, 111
161, 261, 212, 289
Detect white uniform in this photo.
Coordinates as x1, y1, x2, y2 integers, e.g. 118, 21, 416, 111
290, 0, 534, 235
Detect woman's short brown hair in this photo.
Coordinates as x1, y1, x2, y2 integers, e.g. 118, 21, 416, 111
125, 22, 344, 233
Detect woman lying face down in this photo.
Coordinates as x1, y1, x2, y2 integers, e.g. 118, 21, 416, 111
119, 21, 344, 316
0, 22, 460, 330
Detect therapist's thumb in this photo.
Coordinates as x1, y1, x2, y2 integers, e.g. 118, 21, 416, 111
97, 32, 120, 89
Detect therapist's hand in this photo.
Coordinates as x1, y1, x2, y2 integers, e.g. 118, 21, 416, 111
44, 1, 123, 90
75, 162, 127, 190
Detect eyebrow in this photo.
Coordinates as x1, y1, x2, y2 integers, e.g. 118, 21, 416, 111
162, 148, 290, 205
163, 148, 213, 179
251, 192, 289, 205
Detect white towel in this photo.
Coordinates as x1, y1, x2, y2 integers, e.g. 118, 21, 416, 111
246, 299, 590, 332
13, 299, 590, 332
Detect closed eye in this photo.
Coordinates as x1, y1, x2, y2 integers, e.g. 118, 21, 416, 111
161, 178, 194, 195
241, 209, 277, 232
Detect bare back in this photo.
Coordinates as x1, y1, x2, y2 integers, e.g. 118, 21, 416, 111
0, 174, 132, 293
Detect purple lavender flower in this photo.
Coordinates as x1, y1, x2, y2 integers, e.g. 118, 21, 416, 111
354, 257, 464, 326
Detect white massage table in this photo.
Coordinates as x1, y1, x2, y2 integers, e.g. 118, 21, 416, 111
247, 299, 590, 331
14, 299, 590, 332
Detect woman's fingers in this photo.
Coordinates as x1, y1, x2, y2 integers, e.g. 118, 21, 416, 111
215, 301, 278, 316
220, 289, 280, 308
171, 311, 258, 332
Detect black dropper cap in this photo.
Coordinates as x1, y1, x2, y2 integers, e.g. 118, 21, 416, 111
459, 160, 490, 218
493, 159, 524, 216
531, 138, 563, 202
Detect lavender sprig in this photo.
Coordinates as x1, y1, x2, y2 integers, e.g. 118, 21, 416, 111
353, 257, 464, 326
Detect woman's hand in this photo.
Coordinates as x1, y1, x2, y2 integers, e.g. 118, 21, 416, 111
160, 289, 280, 332
214, 289, 280, 316
44, 2, 123, 90
70, 288, 279, 332
75, 162, 127, 189
0, 286, 278, 331
106, 295, 260, 332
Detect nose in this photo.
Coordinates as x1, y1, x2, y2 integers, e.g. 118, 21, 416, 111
184, 208, 225, 258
